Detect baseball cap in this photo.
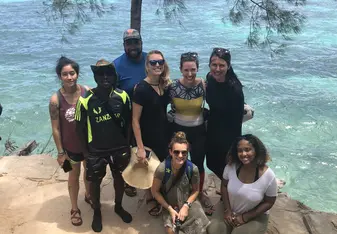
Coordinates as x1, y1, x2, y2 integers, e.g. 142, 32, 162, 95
123, 29, 141, 41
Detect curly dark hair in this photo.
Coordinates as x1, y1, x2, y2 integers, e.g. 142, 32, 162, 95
226, 134, 270, 167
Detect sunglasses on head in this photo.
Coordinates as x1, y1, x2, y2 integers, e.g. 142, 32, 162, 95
212, 48, 231, 63
181, 52, 198, 60
213, 48, 230, 54
212, 47, 230, 57
172, 150, 188, 157
149, 59, 165, 66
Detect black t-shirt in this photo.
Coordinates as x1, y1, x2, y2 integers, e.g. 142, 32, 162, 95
75, 88, 131, 154
133, 80, 170, 160
206, 73, 244, 147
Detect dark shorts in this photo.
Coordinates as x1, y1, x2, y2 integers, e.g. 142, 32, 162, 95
86, 148, 130, 182
65, 149, 85, 164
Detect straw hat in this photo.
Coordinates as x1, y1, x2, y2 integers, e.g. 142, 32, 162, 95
122, 146, 161, 189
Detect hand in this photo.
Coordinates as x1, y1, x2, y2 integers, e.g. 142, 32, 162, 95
168, 206, 179, 224
136, 148, 146, 163
224, 209, 235, 227
233, 214, 246, 227
178, 205, 189, 222
57, 152, 68, 167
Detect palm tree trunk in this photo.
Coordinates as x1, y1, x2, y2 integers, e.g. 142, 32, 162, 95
130, 0, 142, 33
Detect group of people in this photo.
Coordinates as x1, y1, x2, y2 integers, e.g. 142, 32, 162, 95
49, 28, 277, 234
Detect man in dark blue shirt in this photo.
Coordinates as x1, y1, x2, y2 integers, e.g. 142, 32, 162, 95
113, 29, 147, 197
114, 29, 147, 100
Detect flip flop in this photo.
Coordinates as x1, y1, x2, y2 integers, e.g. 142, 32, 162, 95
70, 209, 83, 226
146, 198, 162, 217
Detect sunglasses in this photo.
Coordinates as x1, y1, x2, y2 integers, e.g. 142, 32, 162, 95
124, 39, 141, 46
172, 150, 188, 157
149, 59, 165, 66
181, 52, 198, 60
212, 47, 230, 57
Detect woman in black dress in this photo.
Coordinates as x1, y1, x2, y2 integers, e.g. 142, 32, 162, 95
205, 48, 244, 179
132, 50, 171, 215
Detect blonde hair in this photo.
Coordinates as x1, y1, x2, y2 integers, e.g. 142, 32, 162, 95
169, 131, 189, 149
146, 50, 171, 90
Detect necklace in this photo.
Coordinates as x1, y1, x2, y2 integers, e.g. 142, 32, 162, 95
148, 83, 159, 86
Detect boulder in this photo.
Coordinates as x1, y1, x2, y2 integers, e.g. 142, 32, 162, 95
0, 155, 336, 234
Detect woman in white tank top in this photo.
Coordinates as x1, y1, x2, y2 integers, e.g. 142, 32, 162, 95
212, 134, 277, 234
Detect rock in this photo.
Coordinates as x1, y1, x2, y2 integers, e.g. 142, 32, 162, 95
0, 155, 336, 234
0, 154, 58, 180
205, 174, 337, 234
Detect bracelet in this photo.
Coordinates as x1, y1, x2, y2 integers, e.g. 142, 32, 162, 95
58, 151, 65, 156
183, 203, 190, 209
184, 201, 192, 208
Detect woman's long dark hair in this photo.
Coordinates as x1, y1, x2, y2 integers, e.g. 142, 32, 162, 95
208, 48, 243, 89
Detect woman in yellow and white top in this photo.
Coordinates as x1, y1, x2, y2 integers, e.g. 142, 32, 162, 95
168, 52, 213, 214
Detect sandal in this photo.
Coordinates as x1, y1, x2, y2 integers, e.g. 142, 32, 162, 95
85, 195, 94, 209
200, 191, 213, 208
146, 198, 162, 217
70, 209, 83, 226
199, 192, 215, 216
125, 184, 137, 197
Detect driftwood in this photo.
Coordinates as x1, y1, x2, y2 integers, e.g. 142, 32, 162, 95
10, 140, 38, 156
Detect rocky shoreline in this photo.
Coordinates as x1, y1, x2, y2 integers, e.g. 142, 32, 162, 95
0, 155, 336, 234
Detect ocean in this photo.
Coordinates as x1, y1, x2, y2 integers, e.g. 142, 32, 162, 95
0, 0, 336, 213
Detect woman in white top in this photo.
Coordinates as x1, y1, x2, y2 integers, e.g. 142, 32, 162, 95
217, 134, 277, 234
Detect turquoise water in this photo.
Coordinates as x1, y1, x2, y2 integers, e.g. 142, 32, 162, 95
0, 0, 336, 212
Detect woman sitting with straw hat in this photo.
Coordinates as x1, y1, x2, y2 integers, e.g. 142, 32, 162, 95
151, 131, 211, 234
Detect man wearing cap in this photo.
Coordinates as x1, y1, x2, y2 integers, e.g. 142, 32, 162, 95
75, 59, 132, 232
113, 28, 147, 197
113, 28, 147, 100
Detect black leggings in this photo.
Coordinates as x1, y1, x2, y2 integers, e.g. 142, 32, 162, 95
171, 123, 206, 173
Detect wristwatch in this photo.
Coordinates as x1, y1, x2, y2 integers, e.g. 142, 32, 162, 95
184, 201, 192, 208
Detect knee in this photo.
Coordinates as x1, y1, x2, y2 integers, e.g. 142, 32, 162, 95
68, 171, 80, 184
